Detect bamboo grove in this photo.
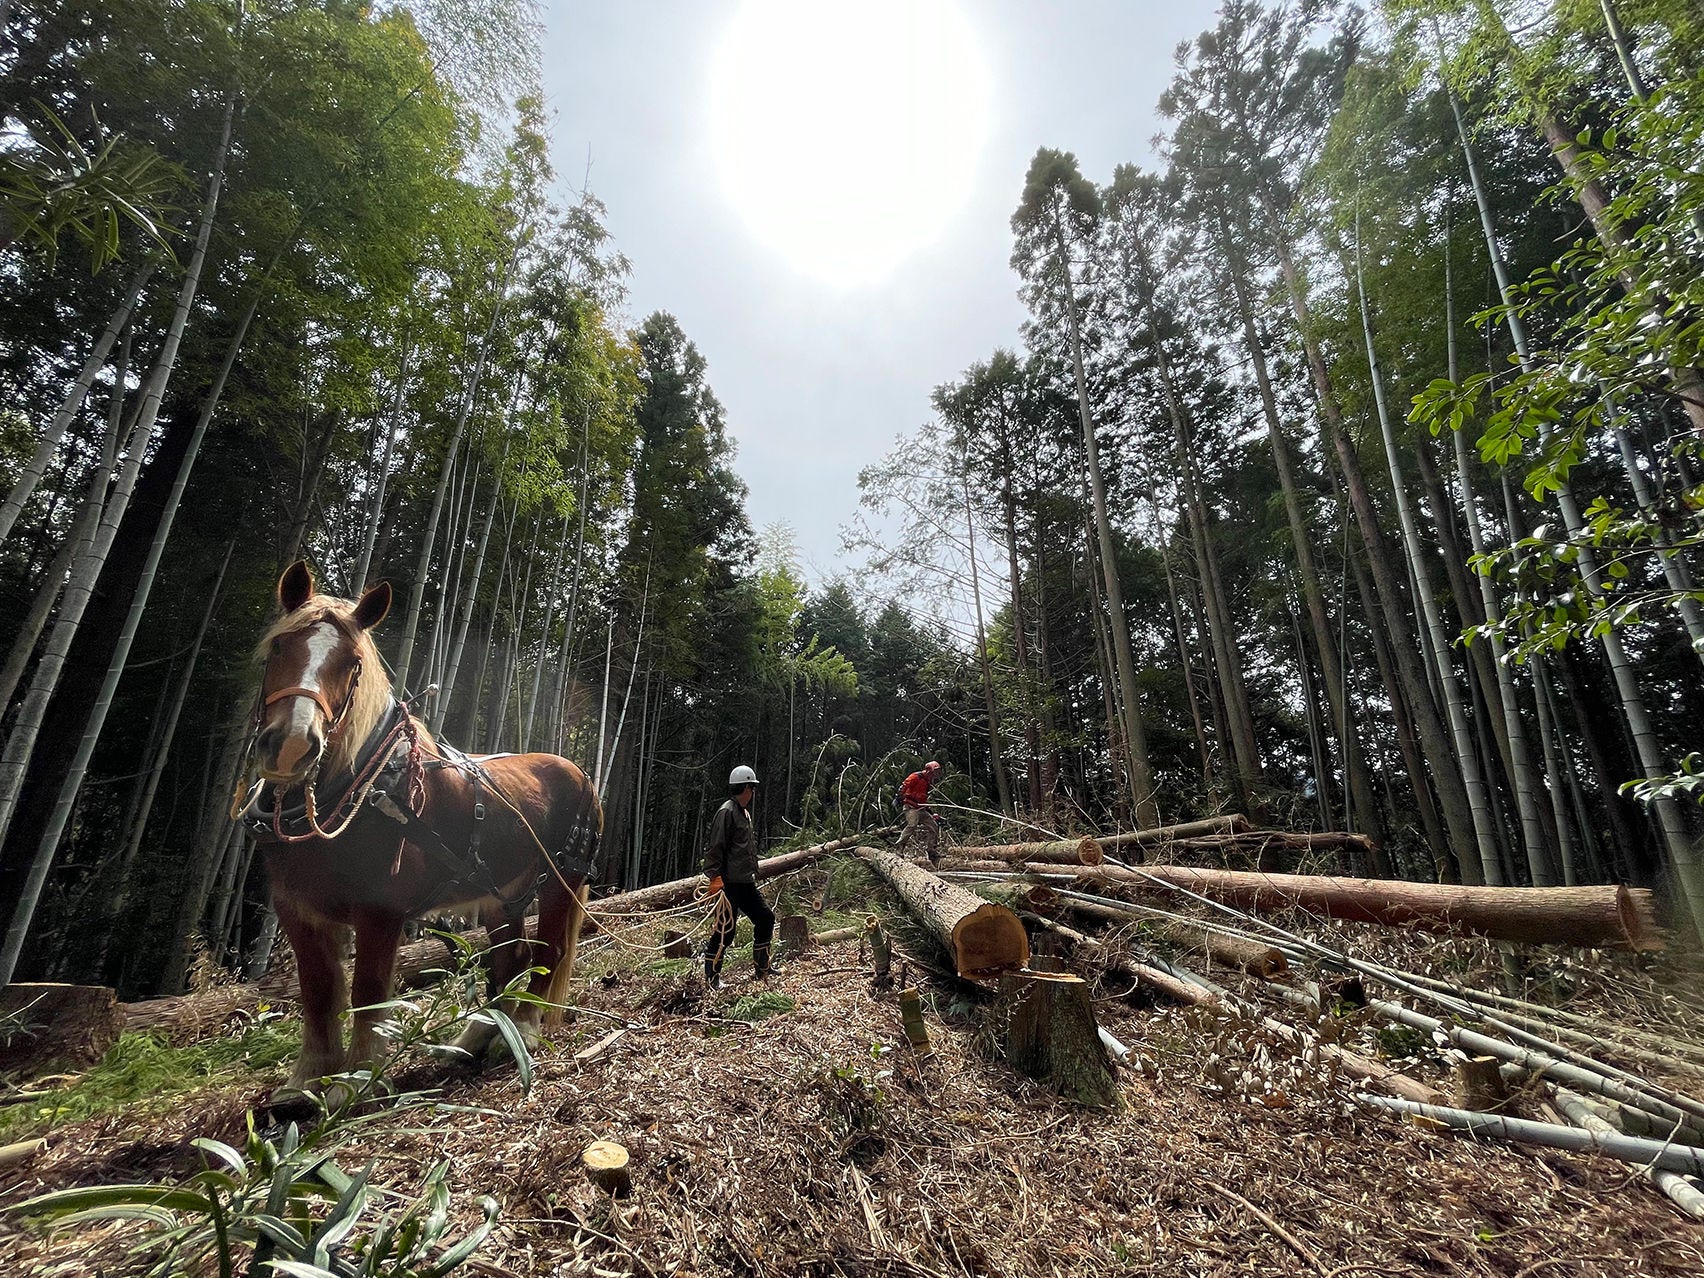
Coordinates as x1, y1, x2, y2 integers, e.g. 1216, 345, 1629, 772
857, 0, 1704, 945
0, 0, 975, 997
3, 0, 1704, 1005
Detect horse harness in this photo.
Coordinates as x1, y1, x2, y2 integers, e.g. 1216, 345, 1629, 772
240, 698, 593, 918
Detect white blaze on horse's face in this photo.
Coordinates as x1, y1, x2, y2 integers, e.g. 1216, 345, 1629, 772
259, 622, 342, 783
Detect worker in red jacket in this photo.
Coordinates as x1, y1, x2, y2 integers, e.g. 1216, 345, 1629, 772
894, 760, 943, 864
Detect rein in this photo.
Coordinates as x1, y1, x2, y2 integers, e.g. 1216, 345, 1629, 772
266, 699, 424, 845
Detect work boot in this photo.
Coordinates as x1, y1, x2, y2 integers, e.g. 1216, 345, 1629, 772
703, 957, 722, 989
753, 946, 779, 981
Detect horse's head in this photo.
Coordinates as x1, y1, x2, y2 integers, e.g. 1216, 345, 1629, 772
256, 561, 392, 785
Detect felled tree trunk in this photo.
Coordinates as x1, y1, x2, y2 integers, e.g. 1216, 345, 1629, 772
950, 836, 1102, 866
856, 847, 1028, 978
1044, 864, 1664, 950
1099, 815, 1252, 846
607, 833, 879, 914
997, 971, 1119, 1108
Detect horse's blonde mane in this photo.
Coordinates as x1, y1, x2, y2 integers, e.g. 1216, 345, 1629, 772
258, 595, 393, 776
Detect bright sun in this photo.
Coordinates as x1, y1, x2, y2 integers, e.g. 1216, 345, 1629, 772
709, 0, 990, 288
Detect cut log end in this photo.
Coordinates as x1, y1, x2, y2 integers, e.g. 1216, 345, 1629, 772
1451, 1055, 1510, 1113
951, 903, 1031, 978
582, 1140, 632, 1196
1617, 886, 1665, 952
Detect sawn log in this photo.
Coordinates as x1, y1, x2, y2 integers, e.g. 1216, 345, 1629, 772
1033, 863, 1664, 950
855, 847, 1028, 978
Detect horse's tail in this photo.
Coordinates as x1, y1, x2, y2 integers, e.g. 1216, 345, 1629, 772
543, 787, 600, 1029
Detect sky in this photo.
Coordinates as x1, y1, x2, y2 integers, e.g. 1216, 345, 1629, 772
539, 1, 1222, 583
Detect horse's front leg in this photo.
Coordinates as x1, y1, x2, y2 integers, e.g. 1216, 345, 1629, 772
450, 910, 533, 1061
349, 910, 405, 1072
276, 899, 349, 1090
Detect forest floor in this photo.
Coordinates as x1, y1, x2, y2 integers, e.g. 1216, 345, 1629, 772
3, 855, 1704, 1277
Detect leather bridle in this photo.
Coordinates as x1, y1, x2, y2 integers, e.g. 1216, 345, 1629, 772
259, 653, 364, 740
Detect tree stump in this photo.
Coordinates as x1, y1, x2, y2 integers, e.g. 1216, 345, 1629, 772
866, 919, 893, 987
660, 930, 692, 959
582, 1140, 632, 1196
997, 972, 1120, 1109
778, 915, 810, 955
898, 987, 932, 1058
2, 983, 124, 1077
1451, 1055, 1510, 1112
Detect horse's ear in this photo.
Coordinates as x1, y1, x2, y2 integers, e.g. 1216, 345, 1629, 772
352, 580, 391, 631
279, 561, 314, 613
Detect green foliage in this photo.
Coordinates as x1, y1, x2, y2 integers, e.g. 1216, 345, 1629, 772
722, 991, 795, 1023
0, 1023, 300, 1143
6, 1106, 498, 1278
0, 102, 177, 273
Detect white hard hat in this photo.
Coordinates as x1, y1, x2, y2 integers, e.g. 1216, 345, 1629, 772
729, 764, 759, 787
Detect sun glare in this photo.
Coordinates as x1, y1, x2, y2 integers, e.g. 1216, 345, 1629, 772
709, 0, 990, 288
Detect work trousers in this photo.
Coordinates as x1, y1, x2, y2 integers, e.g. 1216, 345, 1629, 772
704, 881, 775, 974
895, 806, 939, 863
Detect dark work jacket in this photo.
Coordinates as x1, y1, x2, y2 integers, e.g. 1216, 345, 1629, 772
703, 798, 758, 883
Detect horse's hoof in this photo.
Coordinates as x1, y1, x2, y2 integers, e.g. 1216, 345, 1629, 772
267, 1083, 323, 1120
449, 1017, 499, 1061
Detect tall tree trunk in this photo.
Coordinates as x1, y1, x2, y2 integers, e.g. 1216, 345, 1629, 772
0, 330, 133, 715
0, 86, 253, 987
353, 336, 411, 590
1260, 185, 1475, 880
281, 408, 339, 568
1453, 89, 1704, 933
523, 505, 573, 750
392, 262, 510, 691
1335, 471, 1451, 879
1158, 514, 1213, 787
1123, 224, 1260, 800
964, 465, 1014, 818
0, 94, 235, 868
0, 260, 154, 547
999, 450, 1042, 812
1051, 198, 1158, 827
97, 541, 233, 944
553, 418, 593, 752
1353, 219, 1502, 887
1217, 208, 1381, 847
1441, 224, 1557, 886
435, 422, 515, 732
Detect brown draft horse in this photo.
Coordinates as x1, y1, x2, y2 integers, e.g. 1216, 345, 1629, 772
244, 561, 598, 1097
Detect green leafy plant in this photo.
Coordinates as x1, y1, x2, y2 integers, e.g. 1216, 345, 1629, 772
7, 1108, 497, 1277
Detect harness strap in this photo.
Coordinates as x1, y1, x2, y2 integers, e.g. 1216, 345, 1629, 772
264, 684, 337, 722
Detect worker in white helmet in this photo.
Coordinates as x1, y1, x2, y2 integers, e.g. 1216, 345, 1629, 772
701, 763, 776, 987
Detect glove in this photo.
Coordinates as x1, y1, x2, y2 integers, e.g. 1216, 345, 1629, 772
705, 876, 724, 897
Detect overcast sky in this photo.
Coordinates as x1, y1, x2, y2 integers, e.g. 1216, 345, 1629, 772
540, 1, 1221, 582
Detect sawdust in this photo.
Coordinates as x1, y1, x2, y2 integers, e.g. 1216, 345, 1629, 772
3, 862, 1702, 1277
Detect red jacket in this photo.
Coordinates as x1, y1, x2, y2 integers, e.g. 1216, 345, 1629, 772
899, 770, 931, 809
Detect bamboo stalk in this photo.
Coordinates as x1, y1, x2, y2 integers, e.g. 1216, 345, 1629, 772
1554, 1086, 1704, 1221
1362, 1093, 1704, 1176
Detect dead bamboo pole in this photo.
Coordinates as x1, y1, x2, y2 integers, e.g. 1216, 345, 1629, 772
1127, 956, 1444, 1106
1361, 1093, 1704, 1176
1554, 1087, 1704, 1220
